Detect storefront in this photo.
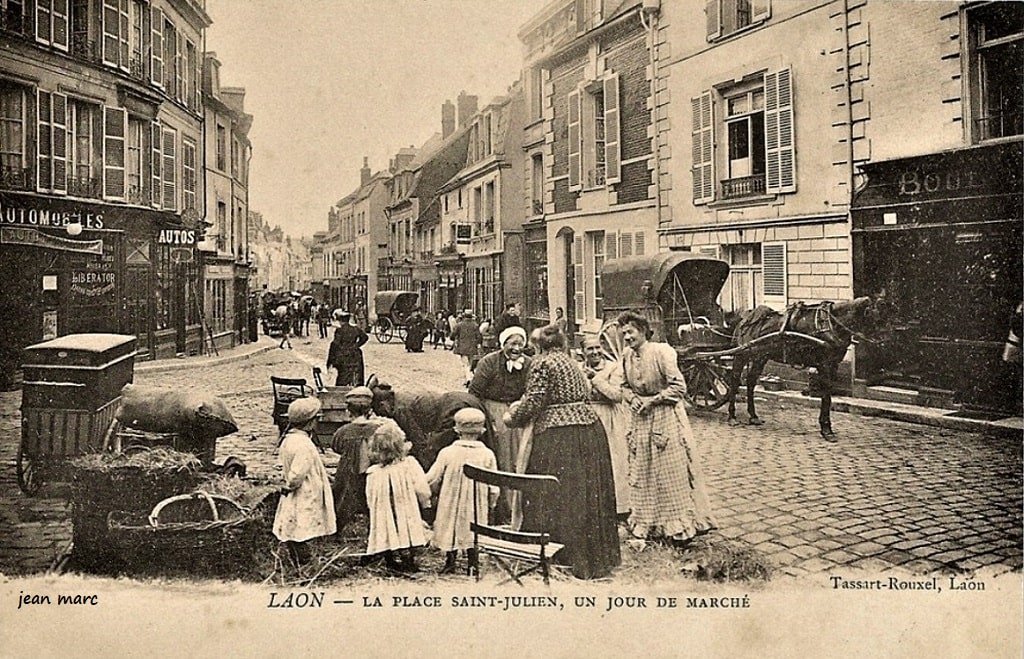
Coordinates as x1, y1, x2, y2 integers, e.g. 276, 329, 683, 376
523, 221, 550, 331
436, 253, 465, 314
0, 192, 200, 387
851, 140, 1023, 414
465, 254, 502, 323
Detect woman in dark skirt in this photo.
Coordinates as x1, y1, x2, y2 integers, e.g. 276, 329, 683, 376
504, 325, 621, 580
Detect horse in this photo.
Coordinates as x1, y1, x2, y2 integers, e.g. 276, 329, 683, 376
725, 296, 889, 440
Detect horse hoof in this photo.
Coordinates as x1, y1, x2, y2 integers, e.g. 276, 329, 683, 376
821, 431, 837, 442
748, 418, 765, 427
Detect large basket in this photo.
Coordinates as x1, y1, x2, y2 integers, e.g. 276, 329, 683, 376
107, 491, 263, 576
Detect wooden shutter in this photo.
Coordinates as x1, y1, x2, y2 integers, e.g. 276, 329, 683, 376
182, 137, 195, 210
606, 230, 618, 259
567, 89, 582, 191
151, 121, 161, 206
761, 242, 787, 310
619, 232, 633, 258
176, 31, 184, 101
706, 0, 720, 40
36, 90, 52, 192
162, 20, 173, 90
752, 0, 771, 23
604, 73, 621, 184
162, 126, 176, 210
103, 106, 126, 200
51, 93, 67, 194
52, 0, 68, 50
764, 67, 795, 194
102, 0, 119, 67
573, 235, 585, 321
150, 6, 163, 87
35, 0, 51, 45
635, 231, 645, 256
691, 91, 715, 204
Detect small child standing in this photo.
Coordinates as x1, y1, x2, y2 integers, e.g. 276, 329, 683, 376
425, 407, 499, 575
364, 422, 432, 573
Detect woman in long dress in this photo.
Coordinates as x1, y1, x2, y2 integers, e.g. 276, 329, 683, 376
504, 325, 620, 579
617, 312, 716, 544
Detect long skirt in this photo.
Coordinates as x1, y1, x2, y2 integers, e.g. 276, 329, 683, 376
591, 401, 631, 516
521, 420, 621, 580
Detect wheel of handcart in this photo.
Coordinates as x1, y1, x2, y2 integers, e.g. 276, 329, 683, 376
681, 357, 731, 410
16, 442, 41, 496
374, 317, 395, 343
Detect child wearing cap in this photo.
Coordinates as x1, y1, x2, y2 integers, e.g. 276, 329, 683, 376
425, 407, 499, 574
364, 422, 432, 573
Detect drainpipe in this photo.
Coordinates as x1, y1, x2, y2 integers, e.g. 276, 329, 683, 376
841, 0, 855, 207
640, 4, 662, 228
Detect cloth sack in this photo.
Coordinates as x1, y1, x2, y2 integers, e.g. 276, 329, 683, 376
117, 384, 238, 440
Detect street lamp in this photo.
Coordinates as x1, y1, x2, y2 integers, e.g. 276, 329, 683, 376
66, 221, 83, 236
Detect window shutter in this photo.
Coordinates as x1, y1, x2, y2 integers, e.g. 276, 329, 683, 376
150, 6, 163, 87
573, 235, 585, 321
765, 67, 796, 194
36, 91, 52, 192
182, 138, 195, 210
102, 0, 119, 67
603, 73, 621, 184
119, 0, 130, 71
705, 0, 721, 40
103, 106, 126, 200
51, 93, 67, 195
635, 231, 645, 256
752, 0, 771, 23
567, 89, 582, 191
691, 91, 715, 204
36, 0, 51, 44
162, 20, 173, 90
162, 126, 176, 210
761, 242, 787, 310
151, 121, 162, 207
619, 232, 633, 258
176, 31, 184, 101
52, 0, 68, 51
606, 230, 618, 259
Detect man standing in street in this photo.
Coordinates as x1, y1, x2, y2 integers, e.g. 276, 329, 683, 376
494, 302, 521, 337
327, 312, 368, 386
450, 310, 482, 387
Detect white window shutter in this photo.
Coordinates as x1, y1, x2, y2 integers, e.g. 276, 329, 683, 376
118, 0, 130, 71
36, 0, 52, 45
604, 72, 621, 184
706, 0, 721, 40
162, 127, 176, 210
176, 31, 185, 101
52, 0, 68, 51
765, 67, 796, 194
752, 0, 772, 23
150, 6, 163, 87
691, 91, 715, 204
182, 138, 196, 210
574, 235, 585, 321
635, 231, 645, 256
102, 0, 118, 67
37, 91, 52, 192
151, 121, 162, 207
620, 232, 633, 258
762, 242, 787, 310
103, 106, 127, 200
606, 230, 618, 259
50, 93, 67, 195
567, 89, 582, 191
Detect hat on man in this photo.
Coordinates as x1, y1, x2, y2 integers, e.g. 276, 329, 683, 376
345, 386, 374, 400
453, 407, 486, 431
287, 397, 322, 425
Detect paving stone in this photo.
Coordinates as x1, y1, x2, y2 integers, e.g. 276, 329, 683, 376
846, 541, 888, 557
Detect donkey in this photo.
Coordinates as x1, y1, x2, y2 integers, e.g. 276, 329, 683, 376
726, 296, 888, 440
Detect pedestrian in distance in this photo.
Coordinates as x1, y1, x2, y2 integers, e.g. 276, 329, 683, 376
316, 301, 332, 339
425, 407, 498, 575
327, 312, 368, 386
404, 307, 429, 353
432, 311, 448, 349
494, 302, 521, 338
554, 307, 568, 335
273, 397, 337, 565
450, 310, 482, 387
275, 303, 292, 350
479, 318, 498, 354
364, 422, 432, 574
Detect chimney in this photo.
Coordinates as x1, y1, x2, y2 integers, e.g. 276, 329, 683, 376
442, 100, 456, 139
360, 156, 371, 186
457, 90, 478, 129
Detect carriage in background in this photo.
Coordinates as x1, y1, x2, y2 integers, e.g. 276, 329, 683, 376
372, 290, 420, 343
600, 252, 734, 410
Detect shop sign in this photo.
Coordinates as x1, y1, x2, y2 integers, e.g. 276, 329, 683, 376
70, 270, 116, 297
0, 226, 103, 254
0, 200, 104, 229
157, 229, 197, 246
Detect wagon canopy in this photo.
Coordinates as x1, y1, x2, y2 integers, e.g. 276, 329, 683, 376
601, 253, 730, 313
374, 290, 419, 316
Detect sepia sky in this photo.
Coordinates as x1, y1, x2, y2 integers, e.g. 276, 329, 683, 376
204, 0, 549, 240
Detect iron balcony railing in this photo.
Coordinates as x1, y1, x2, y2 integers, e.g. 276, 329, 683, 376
71, 32, 101, 63
0, 9, 31, 38
721, 174, 766, 199
127, 183, 148, 205
130, 52, 145, 80
67, 175, 102, 199
0, 165, 32, 191
532, 199, 544, 216
976, 111, 1023, 141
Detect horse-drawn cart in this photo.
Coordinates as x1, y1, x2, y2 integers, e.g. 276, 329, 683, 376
372, 290, 419, 343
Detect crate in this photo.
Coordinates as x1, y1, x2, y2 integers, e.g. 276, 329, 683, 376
315, 386, 351, 447
21, 397, 120, 460
21, 334, 136, 411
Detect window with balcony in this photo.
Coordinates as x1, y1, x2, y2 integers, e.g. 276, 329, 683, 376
483, 180, 495, 234
162, 17, 175, 93
126, 117, 143, 202
0, 83, 29, 190
68, 99, 101, 198
102, 106, 126, 200
693, 67, 794, 205
967, 2, 1023, 142
706, 0, 770, 41
101, 0, 129, 71
130, 0, 144, 78
568, 73, 620, 191
71, 0, 98, 62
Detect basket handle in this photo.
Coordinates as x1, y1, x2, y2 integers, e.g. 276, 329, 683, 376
148, 491, 220, 527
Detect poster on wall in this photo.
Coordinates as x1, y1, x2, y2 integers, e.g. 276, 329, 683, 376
41, 310, 57, 340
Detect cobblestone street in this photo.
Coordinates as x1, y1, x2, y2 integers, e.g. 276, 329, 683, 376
1, 334, 1020, 579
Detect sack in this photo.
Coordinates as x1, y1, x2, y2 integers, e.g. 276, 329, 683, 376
117, 384, 238, 440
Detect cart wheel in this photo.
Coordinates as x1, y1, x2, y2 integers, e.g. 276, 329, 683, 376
16, 443, 41, 496
396, 325, 407, 342
374, 318, 394, 343
682, 359, 731, 410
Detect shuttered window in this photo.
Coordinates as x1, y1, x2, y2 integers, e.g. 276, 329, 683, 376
606, 231, 618, 259
151, 121, 161, 207
603, 73, 621, 184
36, 91, 52, 192
691, 91, 715, 204
573, 235, 584, 321
162, 18, 175, 92
150, 6, 163, 87
707, 0, 771, 40
634, 231, 645, 256
619, 232, 633, 258
36, 0, 69, 50
103, 106, 126, 200
51, 93, 68, 194
182, 136, 196, 211
764, 67, 795, 193
102, 0, 129, 70
567, 89, 582, 191
161, 126, 176, 210
761, 241, 787, 310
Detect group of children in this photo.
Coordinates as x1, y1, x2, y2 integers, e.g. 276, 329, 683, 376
273, 396, 498, 574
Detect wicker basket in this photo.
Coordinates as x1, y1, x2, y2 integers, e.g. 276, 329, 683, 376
107, 491, 263, 576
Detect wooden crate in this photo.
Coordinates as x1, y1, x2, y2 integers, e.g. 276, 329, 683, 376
21, 396, 120, 459
315, 386, 351, 448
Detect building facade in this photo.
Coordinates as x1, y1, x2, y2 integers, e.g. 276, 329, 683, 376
1, 0, 212, 384
200, 51, 251, 350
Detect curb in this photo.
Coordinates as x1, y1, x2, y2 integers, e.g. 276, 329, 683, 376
135, 339, 277, 374
755, 388, 1023, 438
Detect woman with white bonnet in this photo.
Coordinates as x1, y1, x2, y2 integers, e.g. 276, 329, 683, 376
274, 396, 337, 563
469, 325, 531, 512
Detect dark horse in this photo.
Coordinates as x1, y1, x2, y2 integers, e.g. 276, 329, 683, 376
726, 296, 888, 440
